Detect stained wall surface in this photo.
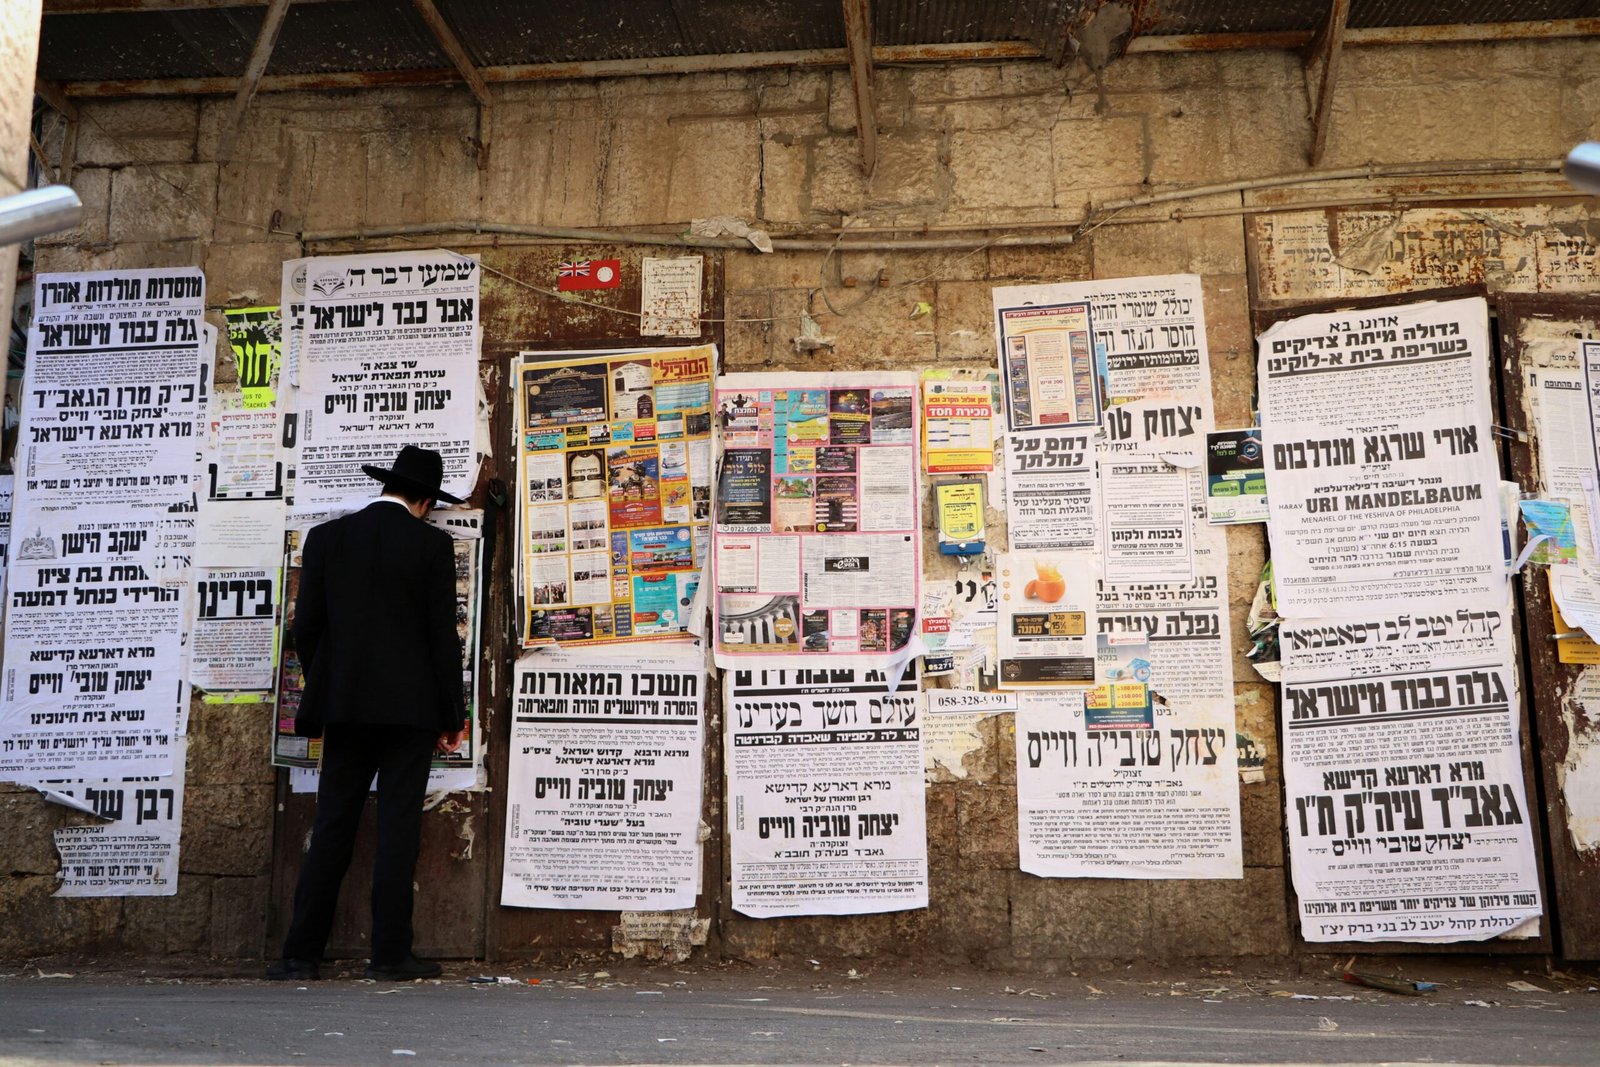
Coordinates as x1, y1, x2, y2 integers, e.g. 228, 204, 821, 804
5, 36, 1597, 963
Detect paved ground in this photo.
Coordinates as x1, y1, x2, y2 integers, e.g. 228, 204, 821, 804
0, 956, 1596, 1066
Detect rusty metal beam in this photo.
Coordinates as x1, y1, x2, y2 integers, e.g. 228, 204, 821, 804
58, 41, 1043, 97
841, 0, 877, 177
214, 0, 291, 162
409, 0, 491, 167
1125, 18, 1600, 53
45, 0, 339, 12
34, 78, 80, 120
409, 0, 490, 108
1306, 0, 1350, 167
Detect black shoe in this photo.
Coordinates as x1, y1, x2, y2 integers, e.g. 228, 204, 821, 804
364, 956, 443, 981
265, 957, 321, 981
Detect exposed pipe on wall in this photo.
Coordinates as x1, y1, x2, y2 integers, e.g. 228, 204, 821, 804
299, 158, 1566, 252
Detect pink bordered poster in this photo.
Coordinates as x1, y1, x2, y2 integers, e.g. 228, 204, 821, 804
712, 373, 921, 667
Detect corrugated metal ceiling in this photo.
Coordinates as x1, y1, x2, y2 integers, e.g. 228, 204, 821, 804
35, 0, 1600, 85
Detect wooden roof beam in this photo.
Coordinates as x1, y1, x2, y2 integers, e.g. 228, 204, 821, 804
1305, 0, 1351, 167
842, 0, 878, 178
409, 0, 493, 167
44, 0, 342, 12
214, 0, 291, 163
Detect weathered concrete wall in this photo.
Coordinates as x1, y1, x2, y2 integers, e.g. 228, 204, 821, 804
10, 36, 1597, 963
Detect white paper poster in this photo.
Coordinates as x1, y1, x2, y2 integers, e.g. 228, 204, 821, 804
1281, 605, 1542, 942
189, 568, 278, 693
641, 256, 703, 338
294, 250, 479, 513
1099, 454, 1194, 584
1015, 690, 1241, 879
1259, 297, 1503, 616
1002, 430, 1097, 551
48, 744, 185, 898
502, 645, 705, 910
0, 562, 186, 781
13, 268, 207, 560
726, 665, 927, 917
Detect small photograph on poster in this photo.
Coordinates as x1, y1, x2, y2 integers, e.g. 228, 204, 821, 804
816, 446, 857, 473
524, 363, 608, 428
565, 449, 606, 501
859, 608, 889, 652
718, 593, 801, 652
608, 359, 655, 423
869, 387, 915, 444
889, 607, 915, 650
719, 449, 773, 528
802, 609, 830, 651
814, 475, 859, 532
607, 448, 661, 527
828, 389, 872, 444
996, 550, 1098, 688
786, 389, 829, 443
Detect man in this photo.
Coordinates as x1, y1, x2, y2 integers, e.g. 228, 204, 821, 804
267, 445, 467, 982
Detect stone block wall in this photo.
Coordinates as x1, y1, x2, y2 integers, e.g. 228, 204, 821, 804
7, 35, 1596, 963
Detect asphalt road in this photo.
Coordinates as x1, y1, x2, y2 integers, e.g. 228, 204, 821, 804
0, 965, 1595, 1067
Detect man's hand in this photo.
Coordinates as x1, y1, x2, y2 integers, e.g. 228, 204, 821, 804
437, 728, 467, 755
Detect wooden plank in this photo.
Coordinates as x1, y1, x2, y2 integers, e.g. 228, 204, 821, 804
1306, 0, 1350, 167
214, 0, 292, 163
1126, 18, 1600, 53
44, 0, 342, 11
57, 42, 1044, 98
841, 0, 877, 178
1496, 294, 1600, 960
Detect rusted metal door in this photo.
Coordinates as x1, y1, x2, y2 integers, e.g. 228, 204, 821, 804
271, 244, 725, 962
1496, 294, 1600, 960
473, 245, 726, 961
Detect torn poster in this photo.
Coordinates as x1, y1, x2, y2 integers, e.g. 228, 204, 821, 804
515, 345, 714, 646
49, 742, 185, 897
502, 645, 705, 910
13, 268, 207, 561
713, 374, 920, 666
189, 568, 278, 693
640, 256, 703, 338
996, 550, 1097, 689
1259, 296, 1503, 616
1016, 690, 1242, 879
726, 665, 926, 917
1281, 604, 1542, 942
924, 688, 1012, 780
293, 250, 479, 513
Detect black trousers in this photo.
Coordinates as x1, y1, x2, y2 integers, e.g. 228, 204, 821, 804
281, 723, 437, 965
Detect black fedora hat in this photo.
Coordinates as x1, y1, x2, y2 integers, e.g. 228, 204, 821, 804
361, 445, 465, 505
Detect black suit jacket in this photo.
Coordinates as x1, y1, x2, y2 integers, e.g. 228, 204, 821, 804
292, 500, 466, 736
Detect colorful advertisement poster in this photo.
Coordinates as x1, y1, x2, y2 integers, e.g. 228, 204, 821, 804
995, 550, 1098, 689
996, 301, 1099, 432
515, 346, 714, 647
1205, 428, 1267, 524
921, 378, 994, 472
713, 373, 921, 666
